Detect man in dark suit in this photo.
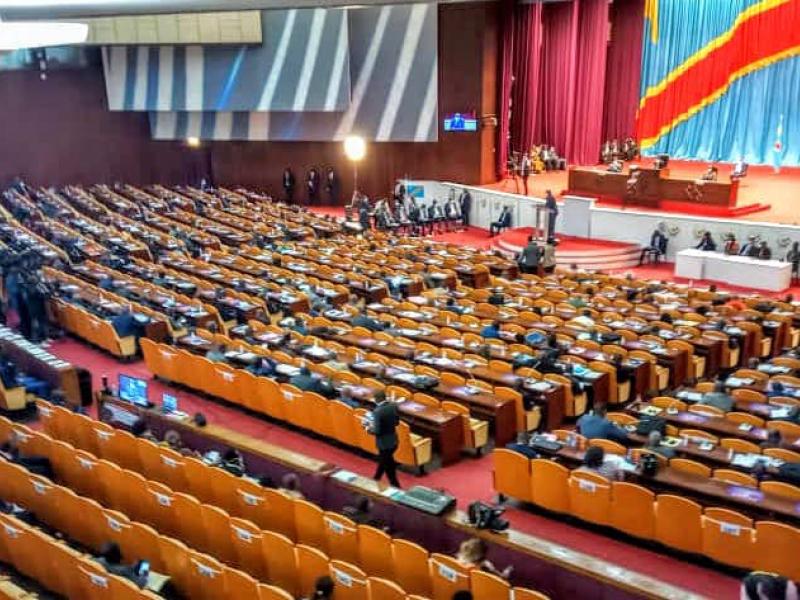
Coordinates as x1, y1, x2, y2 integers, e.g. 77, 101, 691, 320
282, 168, 295, 203
520, 152, 532, 196
290, 366, 320, 393
324, 167, 339, 205
517, 236, 541, 274
307, 168, 320, 205
489, 206, 512, 237
370, 391, 401, 487
352, 307, 385, 332
544, 190, 558, 241
458, 188, 472, 228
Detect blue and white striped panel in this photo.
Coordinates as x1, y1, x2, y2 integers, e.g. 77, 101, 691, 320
149, 3, 438, 142
102, 8, 350, 112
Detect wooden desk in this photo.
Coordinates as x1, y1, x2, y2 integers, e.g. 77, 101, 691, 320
351, 363, 517, 446
0, 327, 92, 407
568, 167, 739, 208
626, 401, 800, 448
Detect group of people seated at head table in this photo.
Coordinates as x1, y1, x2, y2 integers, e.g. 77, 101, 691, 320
601, 138, 638, 163
695, 230, 783, 261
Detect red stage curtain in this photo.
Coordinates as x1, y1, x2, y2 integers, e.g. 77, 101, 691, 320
602, 0, 645, 142
496, 0, 543, 178
570, 0, 611, 165
497, 0, 613, 174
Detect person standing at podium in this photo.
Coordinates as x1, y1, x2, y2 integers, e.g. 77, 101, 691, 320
544, 191, 558, 241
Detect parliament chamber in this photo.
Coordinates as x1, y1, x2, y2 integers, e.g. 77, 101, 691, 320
2, 0, 800, 599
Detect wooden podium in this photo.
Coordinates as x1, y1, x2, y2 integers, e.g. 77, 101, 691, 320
568, 166, 739, 208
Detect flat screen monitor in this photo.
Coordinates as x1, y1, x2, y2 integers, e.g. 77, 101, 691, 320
118, 374, 149, 407
443, 112, 478, 132
162, 393, 178, 414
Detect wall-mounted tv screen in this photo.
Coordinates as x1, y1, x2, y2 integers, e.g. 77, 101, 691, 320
443, 112, 478, 132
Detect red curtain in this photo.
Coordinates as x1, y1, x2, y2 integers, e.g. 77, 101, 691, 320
603, 0, 645, 141
497, 0, 620, 174
496, 0, 543, 178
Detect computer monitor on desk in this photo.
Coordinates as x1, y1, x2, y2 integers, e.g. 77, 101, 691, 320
118, 374, 150, 408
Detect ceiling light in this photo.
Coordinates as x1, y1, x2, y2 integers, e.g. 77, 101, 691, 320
0, 21, 89, 51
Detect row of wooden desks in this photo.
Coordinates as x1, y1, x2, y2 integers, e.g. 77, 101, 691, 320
626, 401, 800, 447
536, 442, 800, 523
307, 329, 565, 432
175, 334, 466, 464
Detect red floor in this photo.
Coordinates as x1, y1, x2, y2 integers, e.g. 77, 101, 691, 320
45, 337, 740, 599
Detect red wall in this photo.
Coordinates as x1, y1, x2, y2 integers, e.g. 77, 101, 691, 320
0, 3, 499, 200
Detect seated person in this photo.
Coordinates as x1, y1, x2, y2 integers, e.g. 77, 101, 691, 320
731, 158, 748, 180
578, 445, 621, 480
487, 287, 506, 306
351, 307, 385, 331
280, 473, 304, 499
699, 380, 734, 412
739, 235, 758, 256
740, 571, 797, 600
455, 538, 512, 579
639, 229, 668, 264
700, 165, 718, 181
694, 231, 717, 251
723, 233, 740, 255
247, 356, 277, 377
290, 366, 321, 393
786, 242, 800, 280
542, 241, 557, 274
204, 343, 227, 363
337, 386, 361, 409
443, 297, 465, 315
96, 541, 148, 588
643, 430, 675, 459
111, 304, 139, 338
611, 353, 635, 385
0, 358, 18, 389
757, 240, 772, 260
0, 431, 53, 478
289, 317, 308, 335
489, 206, 512, 237
302, 576, 334, 600
576, 406, 629, 444
516, 237, 541, 275
480, 321, 502, 340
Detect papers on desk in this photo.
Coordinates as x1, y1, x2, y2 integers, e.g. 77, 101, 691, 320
461, 385, 482, 395
526, 380, 552, 392
726, 376, 754, 387
640, 405, 663, 417
731, 453, 764, 469
770, 407, 793, 419
332, 470, 358, 483
676, 390, 704, 403
275, 364, 301, 377
758, 363, 792, 375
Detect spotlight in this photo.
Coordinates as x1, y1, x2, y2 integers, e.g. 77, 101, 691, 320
186, 137, 201, 148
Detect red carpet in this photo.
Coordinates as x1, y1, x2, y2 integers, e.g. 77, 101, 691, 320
45, 337, 739, 599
